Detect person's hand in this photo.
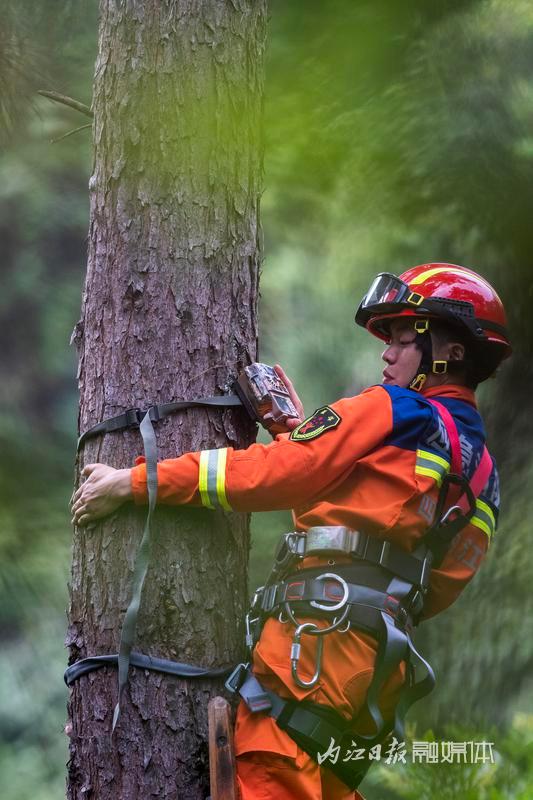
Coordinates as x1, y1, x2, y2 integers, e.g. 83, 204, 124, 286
70, 463, 132, 527
273, 364, 305, 429
268, 364, 305, 432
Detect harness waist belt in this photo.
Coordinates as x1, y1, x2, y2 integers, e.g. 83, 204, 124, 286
259, 575, 414, 628
274, 527, 432, 589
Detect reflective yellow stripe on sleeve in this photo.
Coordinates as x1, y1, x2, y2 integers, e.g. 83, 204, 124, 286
470, 498, 496, 540
415, 449, 450, 487
198, 449, 232, 511
199, 450, 214, 509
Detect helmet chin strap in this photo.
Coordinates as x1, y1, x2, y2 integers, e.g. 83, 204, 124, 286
408, 319, 449, 392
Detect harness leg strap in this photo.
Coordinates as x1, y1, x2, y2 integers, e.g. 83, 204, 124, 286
233, 667, 377, 790
393, 631, 436, 740
360, 610, 410, 742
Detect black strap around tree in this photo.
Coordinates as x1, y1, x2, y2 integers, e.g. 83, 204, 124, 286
71, 392, 247, 731
65, 651, 233, 686
77, 394, 244, 451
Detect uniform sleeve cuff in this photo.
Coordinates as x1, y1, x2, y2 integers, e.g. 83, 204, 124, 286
131, 461, 148, 504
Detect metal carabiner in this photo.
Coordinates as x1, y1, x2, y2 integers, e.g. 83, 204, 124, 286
289, 605, 352, 689
290, 622, 324, 689
245, 612, 260, 652
439, 505, 463, 524
250, 585, 265, 611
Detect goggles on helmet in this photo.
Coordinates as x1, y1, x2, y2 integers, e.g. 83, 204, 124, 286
355, 273, 424, 322
355, 271, 485, 339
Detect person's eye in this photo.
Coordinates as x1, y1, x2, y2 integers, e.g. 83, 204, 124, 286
400, 338, 416, 346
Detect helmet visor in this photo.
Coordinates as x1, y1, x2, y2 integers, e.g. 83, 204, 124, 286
355, 273, 413, 326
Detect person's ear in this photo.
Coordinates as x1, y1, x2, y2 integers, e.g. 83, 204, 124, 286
448, 342, 465, 362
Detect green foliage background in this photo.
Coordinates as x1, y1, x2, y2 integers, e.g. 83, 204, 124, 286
1, 0, 532, 797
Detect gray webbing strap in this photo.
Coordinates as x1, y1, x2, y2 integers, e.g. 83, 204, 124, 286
77, 395, 244, 451
393, 630, 435, 740
112, 408, 158, 732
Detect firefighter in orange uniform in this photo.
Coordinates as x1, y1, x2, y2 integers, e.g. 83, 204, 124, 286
71, 264, 510, 800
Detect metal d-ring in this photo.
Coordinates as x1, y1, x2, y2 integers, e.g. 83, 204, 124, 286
309, 572, 349, 613
283, 572, 350, 630
303, 605, 351, 636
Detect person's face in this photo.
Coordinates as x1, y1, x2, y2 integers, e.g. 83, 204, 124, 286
381, 318, 422, 388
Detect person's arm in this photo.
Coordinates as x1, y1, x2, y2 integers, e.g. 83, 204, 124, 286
420, 498, 497, 619
72, 385, 393, 524
130, 385, 392, 512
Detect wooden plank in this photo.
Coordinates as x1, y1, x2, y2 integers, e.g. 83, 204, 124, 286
208, 696, 238, 800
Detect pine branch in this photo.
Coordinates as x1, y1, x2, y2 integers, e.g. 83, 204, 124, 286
51, 122, 92, 144
38, 90, 93, 118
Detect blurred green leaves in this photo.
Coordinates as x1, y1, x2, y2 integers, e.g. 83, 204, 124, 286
2, 0, 533, 797
362, 717, 533, 798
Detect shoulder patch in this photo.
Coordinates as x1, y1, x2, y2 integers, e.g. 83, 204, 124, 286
290, 406, 341, 441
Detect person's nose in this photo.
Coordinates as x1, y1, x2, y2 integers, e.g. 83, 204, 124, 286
382, 344, 396, 364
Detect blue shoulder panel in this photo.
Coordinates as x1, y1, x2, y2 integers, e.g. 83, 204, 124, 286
380, 384, 435, 452
377, 384, 499, 530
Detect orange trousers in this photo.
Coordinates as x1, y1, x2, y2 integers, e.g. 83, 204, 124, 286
234, 617, 404, 800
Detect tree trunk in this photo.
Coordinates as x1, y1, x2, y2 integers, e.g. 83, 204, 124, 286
66, 2, 267, 798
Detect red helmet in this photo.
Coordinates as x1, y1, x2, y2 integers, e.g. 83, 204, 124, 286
355, 263, 511, 382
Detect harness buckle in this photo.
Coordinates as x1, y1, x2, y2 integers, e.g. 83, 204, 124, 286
124, 407, 143, 427
267, 532, 305, 584
377, 541, 391, 569
225, 662, 250, 694
396, 606, 408, 628
148, 405, 162, 423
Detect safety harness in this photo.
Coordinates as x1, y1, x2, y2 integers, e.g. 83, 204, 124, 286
224, 397, 493, 788
66, 387, 492, 788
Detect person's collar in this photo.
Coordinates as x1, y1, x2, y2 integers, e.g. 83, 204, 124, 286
421, 383, 477, 408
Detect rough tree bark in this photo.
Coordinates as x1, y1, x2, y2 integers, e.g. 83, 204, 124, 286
66, 2, 267, 798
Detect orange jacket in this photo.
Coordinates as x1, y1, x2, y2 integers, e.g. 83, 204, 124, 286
131, 382, 498, 618
130, 381, 499, 765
